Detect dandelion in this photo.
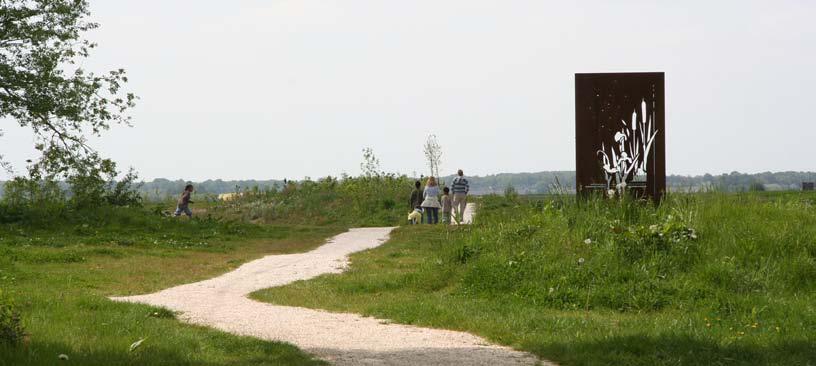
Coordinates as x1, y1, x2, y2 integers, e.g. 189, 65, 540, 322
578, 257, 585, 265
58, 354, 69, 361
584, 238, 592, 245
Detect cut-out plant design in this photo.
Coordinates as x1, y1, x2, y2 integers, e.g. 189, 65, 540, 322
597, 99, 658, 192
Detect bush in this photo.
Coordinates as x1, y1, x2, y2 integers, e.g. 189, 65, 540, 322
0, 289, 24, 345
1, 177, 64, 210
209, 174, 413, 227
1, 163, 142, 219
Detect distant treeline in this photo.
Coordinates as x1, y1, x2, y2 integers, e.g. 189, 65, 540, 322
138, 178, 285, 200
2, 171, 814, 199
451, 171, 816, 195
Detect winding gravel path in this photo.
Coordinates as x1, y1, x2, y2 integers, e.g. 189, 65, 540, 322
111, 204, 547, 365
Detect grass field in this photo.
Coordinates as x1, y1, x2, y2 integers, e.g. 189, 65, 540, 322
0, 204, 340, 365
0, 175, 416, 365
254, 192, 816, 366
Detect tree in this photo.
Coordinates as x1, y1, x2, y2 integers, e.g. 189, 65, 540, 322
360, 147, 381, 177
423, 134, 442, 180
0, 0, 136, 179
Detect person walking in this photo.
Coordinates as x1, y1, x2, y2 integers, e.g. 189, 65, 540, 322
451, 169, 469, 223
421, 176, 441, 224
174, 184, 194, 217
409, 180, 424, 221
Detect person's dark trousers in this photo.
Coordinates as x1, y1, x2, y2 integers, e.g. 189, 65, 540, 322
425, 207, 439, 224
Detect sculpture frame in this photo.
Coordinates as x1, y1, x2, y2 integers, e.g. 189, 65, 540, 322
575, 72, 665, 203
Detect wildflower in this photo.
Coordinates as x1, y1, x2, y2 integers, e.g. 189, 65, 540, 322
130, 338, 146, 352
58, 354, 69, 361
706, 323, 711, 328
578, 257, 585, 265
584, 238, 592, 245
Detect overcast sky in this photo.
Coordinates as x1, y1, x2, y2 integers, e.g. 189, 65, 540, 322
2, 0, 814, 180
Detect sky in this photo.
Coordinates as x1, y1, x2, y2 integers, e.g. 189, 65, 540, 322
2, 0, 814, 181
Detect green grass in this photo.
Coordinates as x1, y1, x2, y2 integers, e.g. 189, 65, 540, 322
206, 175, 415, 227
254, 192, 816, 366
0, 205, 339, 365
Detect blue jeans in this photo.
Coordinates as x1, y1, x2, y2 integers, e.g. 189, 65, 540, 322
424, 207, 439, 224
174, 206, 192, 217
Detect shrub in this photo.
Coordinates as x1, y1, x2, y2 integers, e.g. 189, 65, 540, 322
0, 289, 24, 345
209, 174, 413, 227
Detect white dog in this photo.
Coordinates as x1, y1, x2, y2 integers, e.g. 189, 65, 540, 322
407, 207, 423, 224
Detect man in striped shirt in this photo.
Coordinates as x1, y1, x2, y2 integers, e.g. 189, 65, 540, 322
451, 169, 469, 223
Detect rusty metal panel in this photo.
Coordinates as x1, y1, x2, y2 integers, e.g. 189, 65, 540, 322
575, 72, 665, 203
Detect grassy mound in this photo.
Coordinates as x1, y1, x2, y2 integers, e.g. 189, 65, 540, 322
208, 175, 415, 227
255, 192, 816, 365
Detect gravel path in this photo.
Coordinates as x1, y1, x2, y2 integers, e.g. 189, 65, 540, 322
111, 204, 547, 365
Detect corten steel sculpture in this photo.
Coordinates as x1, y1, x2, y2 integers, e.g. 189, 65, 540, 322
575, 72, 665, 203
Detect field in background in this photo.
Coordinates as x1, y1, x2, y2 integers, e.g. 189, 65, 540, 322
255, 191, 816, 366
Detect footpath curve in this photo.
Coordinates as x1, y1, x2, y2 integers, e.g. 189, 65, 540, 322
112, 204, 548, 366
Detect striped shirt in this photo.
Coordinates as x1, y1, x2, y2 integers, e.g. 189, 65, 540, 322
451, 176, 469, 194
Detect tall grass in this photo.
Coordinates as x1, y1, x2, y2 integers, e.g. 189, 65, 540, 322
208, 175, 415, 227
457, 192, 816, 313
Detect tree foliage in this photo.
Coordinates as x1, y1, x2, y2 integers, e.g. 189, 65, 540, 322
0, 0, 136, 179
360, 147, 382, 178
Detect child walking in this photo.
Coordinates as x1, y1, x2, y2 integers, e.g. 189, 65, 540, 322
174, 184, 194, 217
441, 187, 452, 224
